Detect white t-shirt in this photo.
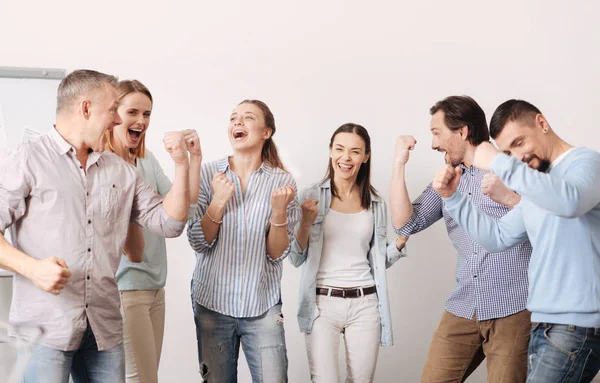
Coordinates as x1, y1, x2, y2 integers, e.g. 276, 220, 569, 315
316, 209, 375, 288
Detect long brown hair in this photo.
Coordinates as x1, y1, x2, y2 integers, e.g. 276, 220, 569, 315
323, 123, 378, 209
238, 99, 286, 171
105, 80, 153, 159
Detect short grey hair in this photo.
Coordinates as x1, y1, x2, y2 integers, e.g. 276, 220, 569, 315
56, 69, 119, 113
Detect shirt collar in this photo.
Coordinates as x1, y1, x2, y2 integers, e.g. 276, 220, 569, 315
458, 163, 486, 175
49, 127, 103, 167
217, 156, 273, 177
49, 127, 74, 155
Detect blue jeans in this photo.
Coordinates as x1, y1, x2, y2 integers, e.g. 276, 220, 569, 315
22, 322, 125, 383
192, 301, 288, 383
527, 323, 600, 382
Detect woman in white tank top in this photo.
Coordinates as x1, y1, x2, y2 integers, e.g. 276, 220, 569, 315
289, 123, 407, 382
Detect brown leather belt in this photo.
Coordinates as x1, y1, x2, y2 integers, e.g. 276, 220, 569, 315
316, 286, 377, 298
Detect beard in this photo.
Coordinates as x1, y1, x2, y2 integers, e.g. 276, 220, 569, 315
525, 155, 551, 173
443, 151, 463, 167
537, 159, 551, 173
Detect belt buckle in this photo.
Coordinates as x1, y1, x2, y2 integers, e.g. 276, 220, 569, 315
341, 289, 347, 298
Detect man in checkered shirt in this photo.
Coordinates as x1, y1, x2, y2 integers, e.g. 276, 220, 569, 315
390, 96, 532, 382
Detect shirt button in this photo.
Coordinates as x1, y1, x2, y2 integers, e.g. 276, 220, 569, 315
88, 220, 91, 224
85, 304, 88, 308
87, 248, 91, 252
79, 166, 83, 169
474, 275, 477, 278
87, 276, 90, 280
86, 192, 89, 196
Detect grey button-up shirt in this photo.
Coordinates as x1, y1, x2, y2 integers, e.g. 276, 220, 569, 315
0, 129, 185, 351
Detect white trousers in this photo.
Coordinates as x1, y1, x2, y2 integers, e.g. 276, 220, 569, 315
305, 293, 381, 383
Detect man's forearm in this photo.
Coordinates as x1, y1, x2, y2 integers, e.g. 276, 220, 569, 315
163, 162, 190, 221
0, 234, 36, 278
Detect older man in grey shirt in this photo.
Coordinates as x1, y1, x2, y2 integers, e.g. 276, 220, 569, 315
0, 70, 194, 383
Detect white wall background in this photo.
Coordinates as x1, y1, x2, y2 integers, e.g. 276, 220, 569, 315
2, 0, 600, 381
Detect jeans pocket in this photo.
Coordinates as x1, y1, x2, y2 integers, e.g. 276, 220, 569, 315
543, 324, 585, 358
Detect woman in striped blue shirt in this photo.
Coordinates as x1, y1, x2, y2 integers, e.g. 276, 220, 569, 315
187, 100, 301, 383
289, 123, 407, 382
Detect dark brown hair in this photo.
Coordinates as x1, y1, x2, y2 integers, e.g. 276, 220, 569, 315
323, 123, 378, 209
238, 100, 286, 171
489, 99, 542, 139
430, 96, 489, 145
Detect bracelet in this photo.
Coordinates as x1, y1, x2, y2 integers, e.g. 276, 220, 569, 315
205, 211, 223, 224
270, 218, 288, 227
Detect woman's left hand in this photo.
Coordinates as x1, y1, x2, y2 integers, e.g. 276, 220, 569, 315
271, 184, 296, 214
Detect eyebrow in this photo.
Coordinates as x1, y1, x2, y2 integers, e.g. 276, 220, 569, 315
334, 144, 363, 151
230, 111, 257, 117
509, 136, 525, 148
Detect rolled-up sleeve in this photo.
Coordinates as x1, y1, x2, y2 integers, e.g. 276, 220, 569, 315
288, 188, 309, 267
187, 165, 217, 253
0, 148, 31, 233
378, 199, 408, 268
130, 171, 185, 238
394, 183, 443, 237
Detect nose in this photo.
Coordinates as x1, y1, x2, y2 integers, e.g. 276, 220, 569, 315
114, 113, 123, 126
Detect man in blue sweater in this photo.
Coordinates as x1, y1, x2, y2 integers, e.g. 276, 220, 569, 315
433, 99, 600, 382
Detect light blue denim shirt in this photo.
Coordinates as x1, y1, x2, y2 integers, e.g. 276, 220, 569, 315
289, 180, 407, 346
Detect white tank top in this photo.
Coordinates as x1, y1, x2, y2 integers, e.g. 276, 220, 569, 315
316, 209, 375, 288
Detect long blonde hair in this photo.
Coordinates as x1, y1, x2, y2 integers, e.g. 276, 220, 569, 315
238, 99, 286, 171
105, 80, 153, 159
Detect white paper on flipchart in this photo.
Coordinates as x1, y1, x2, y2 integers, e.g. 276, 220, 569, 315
0, 108, 12, 276
21, 125, 43, 143
0, 107, 9, 276
0, 106, 6, 150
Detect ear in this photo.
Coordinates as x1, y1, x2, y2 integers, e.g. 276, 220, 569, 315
536, 114, 549, 133
363, 153, 370, 163
458, 125, 469, 141
263, 128, 272, 140
81, 99, 92, 120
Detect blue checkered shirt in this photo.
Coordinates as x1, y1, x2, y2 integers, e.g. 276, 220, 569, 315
395, 165, 531, 320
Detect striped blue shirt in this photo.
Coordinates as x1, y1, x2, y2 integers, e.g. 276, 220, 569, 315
395, 165, 532, 321
187, 156, 301, 318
